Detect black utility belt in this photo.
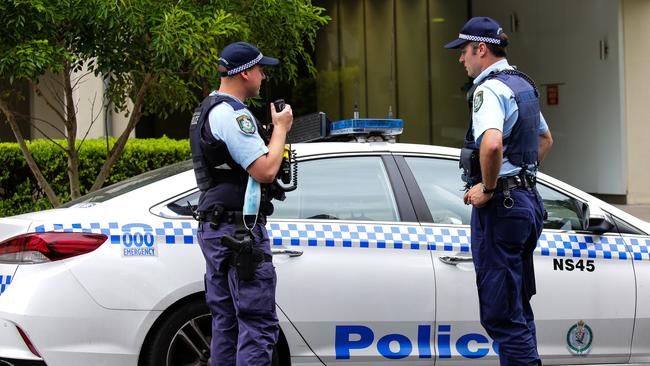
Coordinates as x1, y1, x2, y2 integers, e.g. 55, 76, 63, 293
196, 208, 244, 225
495, 175, 536, 192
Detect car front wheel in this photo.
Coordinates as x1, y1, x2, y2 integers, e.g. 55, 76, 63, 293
140, 298, 280, 366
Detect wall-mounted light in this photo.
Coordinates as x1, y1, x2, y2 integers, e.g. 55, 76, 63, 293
599, 39, 609, 60
509, 12, 519, 33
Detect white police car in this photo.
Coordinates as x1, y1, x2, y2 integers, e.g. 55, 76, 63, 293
1, 123, 650, 366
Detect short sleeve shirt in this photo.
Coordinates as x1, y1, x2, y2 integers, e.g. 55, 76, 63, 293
471, 59, 549, 176
207, 92, 269, 170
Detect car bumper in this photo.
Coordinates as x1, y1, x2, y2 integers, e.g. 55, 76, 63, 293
0, 358, 46, 366
0, 262, 162, 366
0, 318, 44, 364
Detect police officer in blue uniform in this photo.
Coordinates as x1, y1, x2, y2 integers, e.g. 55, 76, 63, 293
445, 17, 553, 365
190, 41, 293, 366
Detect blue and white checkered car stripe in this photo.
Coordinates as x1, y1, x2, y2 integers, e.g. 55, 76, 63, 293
34, 222, 197, 246
624, 236, 650, 261
154, 221, 197, 245
268, 223, 644, 261
33, 222, 650, 261
0, 275, 12, 295
538, 233, 630, 260
268, 223, 434, 250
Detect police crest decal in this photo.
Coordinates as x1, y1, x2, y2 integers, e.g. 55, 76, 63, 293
237, 114, 256, 134
566, 320, 593, 355
473, 90, 484, 112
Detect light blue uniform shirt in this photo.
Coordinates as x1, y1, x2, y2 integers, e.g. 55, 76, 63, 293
207, 91, 269, 170
472, 59, 549, 176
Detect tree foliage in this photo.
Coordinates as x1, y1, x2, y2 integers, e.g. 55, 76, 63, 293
0, 0, 329, 207
0, 137, 191, 217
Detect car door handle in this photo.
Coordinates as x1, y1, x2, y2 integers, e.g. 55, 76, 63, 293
271, 248, 303, 257
439, 254, 473, 265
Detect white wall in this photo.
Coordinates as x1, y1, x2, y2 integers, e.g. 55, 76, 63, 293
473, 0, 626, 195
622, 0, 650, 204
30, 72, 66, 140
71, 68, 106, 139
30, 69, 134, 141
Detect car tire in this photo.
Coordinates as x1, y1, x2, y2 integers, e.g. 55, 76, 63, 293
141, 298, 280, 366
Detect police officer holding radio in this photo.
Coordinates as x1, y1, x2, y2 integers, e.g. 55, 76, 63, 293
445, 17, 553, 365
190, 41, 293, 366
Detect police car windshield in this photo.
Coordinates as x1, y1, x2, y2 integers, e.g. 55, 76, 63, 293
61, 160, 193, 208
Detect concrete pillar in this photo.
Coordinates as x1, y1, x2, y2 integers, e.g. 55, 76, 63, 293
30, 68, 135, 141
622, 0, 650, 203
30, 72, 66, 140
71, 66, 106, 139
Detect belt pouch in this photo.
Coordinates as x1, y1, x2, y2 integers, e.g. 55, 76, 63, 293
460, 147, 481, 184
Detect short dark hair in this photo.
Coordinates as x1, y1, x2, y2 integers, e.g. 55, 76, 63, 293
486, 33, 508, 57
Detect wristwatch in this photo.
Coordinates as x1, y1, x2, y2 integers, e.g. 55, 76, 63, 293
481, 183, 496, 194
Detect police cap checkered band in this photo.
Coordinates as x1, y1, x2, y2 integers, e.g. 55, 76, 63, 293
225, 54, 263, 76
218, 41, 279, 76
458, 33, 502, 45
444, 16, 506, 49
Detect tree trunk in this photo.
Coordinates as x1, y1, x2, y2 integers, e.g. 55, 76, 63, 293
90, 73, 157, 192
63, 62, 81, 199
0, 98, 61, 207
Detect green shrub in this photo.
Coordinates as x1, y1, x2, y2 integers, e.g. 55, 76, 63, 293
0, 137, 190, 217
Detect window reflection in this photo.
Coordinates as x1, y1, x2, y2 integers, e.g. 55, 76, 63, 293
405, 157, 470, 224
273, 156, 399, 221
536, 185, 584, 231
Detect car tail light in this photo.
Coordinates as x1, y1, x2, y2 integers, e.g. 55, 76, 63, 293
0, 232, 107, 264
16, 325, 41, 357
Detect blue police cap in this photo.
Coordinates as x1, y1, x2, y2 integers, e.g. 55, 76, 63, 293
444, 17, 507, 49
218, 41, 279, 76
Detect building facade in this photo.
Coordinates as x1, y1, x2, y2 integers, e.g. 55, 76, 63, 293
313, 0, 650, 204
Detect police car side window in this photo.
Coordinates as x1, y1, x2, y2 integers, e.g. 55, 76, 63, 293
168, 191, 201, 216
272, 156, 400, 221
404, 157, 471, 225
536, 184, 584, 231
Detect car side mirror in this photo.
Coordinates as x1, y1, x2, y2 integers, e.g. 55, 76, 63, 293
587, 215, 615, 234
579, 202, 614, 234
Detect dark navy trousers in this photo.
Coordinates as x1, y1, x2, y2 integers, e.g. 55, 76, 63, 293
198, 221, 279, 366
471, 188, 544, 366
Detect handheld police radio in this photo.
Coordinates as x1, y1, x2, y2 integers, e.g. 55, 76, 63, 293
270, 99, 298, 193
273, 99, 286, 114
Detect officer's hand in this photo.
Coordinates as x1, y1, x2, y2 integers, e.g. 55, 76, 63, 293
464, 184, 493, 208
271, 102, 293, 132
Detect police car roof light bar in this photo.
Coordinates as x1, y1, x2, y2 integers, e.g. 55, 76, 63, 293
286, 113, 404, 143
329, 118, 404, 136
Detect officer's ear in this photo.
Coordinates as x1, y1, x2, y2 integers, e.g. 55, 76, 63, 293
478, 42, 488, 57
239, 69, 253, 82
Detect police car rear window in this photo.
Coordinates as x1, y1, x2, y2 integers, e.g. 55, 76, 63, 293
61, 160, 193, 208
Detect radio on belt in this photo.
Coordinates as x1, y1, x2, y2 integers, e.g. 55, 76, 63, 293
286, 112, 404, 143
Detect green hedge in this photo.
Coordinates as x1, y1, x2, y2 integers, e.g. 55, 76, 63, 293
0, 137, 190, 217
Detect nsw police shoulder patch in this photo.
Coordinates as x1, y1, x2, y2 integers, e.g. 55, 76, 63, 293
190, 111, 201, 125
473, 90, 484, 113
236, 114, 256, 134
